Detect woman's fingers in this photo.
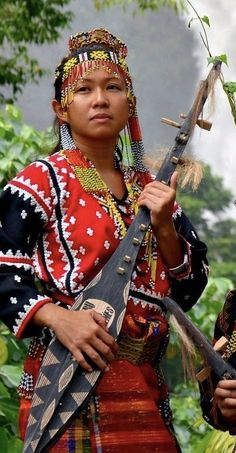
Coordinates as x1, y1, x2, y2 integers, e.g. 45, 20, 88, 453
138, 180, 176, 210
215, 380, 236, 423
215, 380, 236, 400
55, 308, 119, 371
97, 328, 119, 355
139, 183, 172, 200
215, 388, 236, 400
217, 380, 236, 390
170, 171, 178, 190
50, 306, 121, 371
71, 348, 94, 373
82, 343, 110, 371
71, 337, 115, 372
92, 310, 108, 330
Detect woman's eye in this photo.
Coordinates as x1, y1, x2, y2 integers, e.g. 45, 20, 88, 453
107, 84, 121, 91
76, 86, 90, 93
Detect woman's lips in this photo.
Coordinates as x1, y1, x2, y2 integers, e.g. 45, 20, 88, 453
91, 113, 112, 121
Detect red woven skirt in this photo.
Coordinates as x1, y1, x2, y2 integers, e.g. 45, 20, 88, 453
45, 358, 179, 452
20, 301, 180, 452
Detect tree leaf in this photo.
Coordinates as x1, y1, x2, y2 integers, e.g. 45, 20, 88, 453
8, 437, 23, 453
201, 15, 210, 27
207, 54, 228, 66
0, 364, 22, 388
0, 380, 10, 398
0, 397, 19, 424
0, 427, 8, 453
6, 104, 22, 122
0, 336, 8, 366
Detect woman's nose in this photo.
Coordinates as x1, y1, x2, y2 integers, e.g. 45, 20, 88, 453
92, 88, 109, 106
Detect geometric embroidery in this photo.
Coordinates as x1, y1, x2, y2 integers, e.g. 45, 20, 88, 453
40, 399, 56, 431
58, 363, 75, 392
225, 331, 236, 359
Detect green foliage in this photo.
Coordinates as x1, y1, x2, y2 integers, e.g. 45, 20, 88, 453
0, 103, 53, 451
93, 0, 186, 14
195, 430, 236, 453
168, 277, 235, 452
171, 383, 211, 453
206, 220, 236, 282
188, 14, 210, 30
0, 0, 73, 103
207, 55, 228, 66
0, 104, 54, 188
201, 15, 210, 27
223, 82, 236, 124
177, 164, 236, 283
188, 277, 234, 338
223, 82, 236, 95
0, 323, 28, 452
177, 164, 233, 232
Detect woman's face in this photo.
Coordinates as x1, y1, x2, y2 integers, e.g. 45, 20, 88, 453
62, 68, 130, 144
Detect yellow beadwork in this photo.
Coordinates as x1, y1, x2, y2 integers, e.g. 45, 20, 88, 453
62, 57, 78, 82
118, 57, 129, 73
74, 167, 107, 193
224, 331, 236, 359
90, 50, 109, 61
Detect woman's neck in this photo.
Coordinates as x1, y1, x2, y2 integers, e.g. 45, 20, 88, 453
71, 135, 126, 199
72, 136, 117, 171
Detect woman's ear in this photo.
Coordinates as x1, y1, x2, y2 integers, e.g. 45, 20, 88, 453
52, 99, 68, 122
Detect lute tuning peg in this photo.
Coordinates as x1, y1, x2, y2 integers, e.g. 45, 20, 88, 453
161, 114, 212, 131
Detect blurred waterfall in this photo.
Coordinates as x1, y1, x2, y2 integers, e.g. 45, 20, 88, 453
183, 0, 236, 216
15, 0, 236, 214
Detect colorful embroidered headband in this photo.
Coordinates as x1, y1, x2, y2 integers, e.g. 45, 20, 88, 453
68, 28, 128, 59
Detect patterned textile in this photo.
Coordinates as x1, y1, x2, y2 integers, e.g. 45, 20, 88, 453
0, 149, 208, 451
200, 289, 236, 434
33, 298, 181, 453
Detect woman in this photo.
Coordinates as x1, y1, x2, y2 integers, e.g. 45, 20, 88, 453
200, 289, 236, 435
0, 28, 208, 452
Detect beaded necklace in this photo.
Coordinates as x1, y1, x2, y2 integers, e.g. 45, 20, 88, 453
61, 148, 142, 240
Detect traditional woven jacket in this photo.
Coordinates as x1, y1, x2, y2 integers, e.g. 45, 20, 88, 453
0, 150, 208, 340
200, 289, 236, 434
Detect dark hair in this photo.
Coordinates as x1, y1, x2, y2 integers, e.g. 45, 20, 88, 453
50, 53, 75, 154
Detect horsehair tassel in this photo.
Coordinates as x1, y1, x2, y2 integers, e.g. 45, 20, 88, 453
156, 60, 222, 186
189, 59, 221, 135
161, 61, 221, 133
23, 60, 222, 453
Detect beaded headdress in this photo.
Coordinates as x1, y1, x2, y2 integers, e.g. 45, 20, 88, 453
54, 28, 147, 172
